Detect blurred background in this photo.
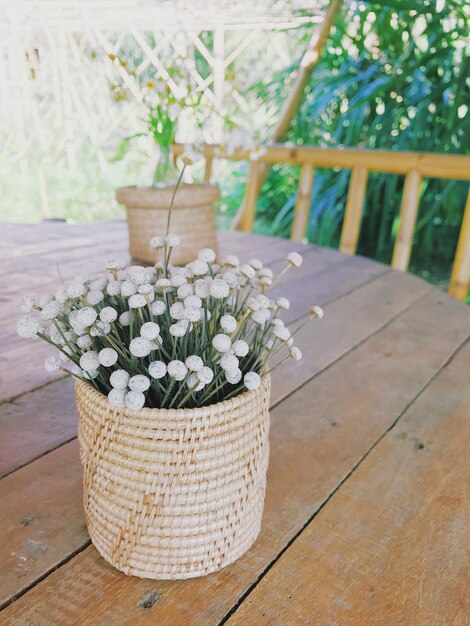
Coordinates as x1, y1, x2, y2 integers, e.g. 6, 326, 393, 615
1, 0, 468, 288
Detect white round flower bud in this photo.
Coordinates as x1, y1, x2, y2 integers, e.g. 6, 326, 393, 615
106, 259, 119, 271
240, 264, 256, 279
170, 274, 187, 288
90, 321, 111, 337
258, 267, 273, 279
129, 337, 153, 357
194, 279, 210, 298
220, 315, 237, 334
79, 351, 100, 372
124, 390, 146, 411
76, 334, 92, 350
183, 307, 201, 323
121, 280, 138, 297
232, 340, 249, 357
156, 278, 172, 292
167, 360, 188, 381
198, 248, 216, 263
246, 296, 260, 311
170, 302, 185, 320
41, 301, 62, 320
276, 297, 290, 310
55, 286, 68, 303
44, 356, 61, 372
210, 279, 230, 299
184, 295, 202, 309
287, 252, 302, 268
150, 236, 165, 249
169, 322, 187, 337
290, 346, 303, 361
224, 255, 239, 268
197, 366, 214, 384
185, 355, 204, 372
100, 306, 118, 323
310, 305, 324, 319
16, 315, 43, 339
128, 294, 147, 309
108, 388, 126, 409
119, 311, 131, 326
187, 259, 209, 276
222, 271, 239, 288
244, 371, 261, 390
67, 283, 86, 298
76, 307, 98, 328
151, 300, 166, 316
226, 368, 242, 384
110, 369, 130, 389
128, 266, 147, 285
212, 333, 231, 353
106, 280, 122, 296
186, 373, 205, 392
220, 353, 239, 372
129, 374, 151, 392
84, 369, 99, 380
98, 348, 118, 367
165, 233, 181, 247
20, 295, 35, 313
86, 290, 104, 305
148, 361, 167, 379
252, 310, 268, 326
249, 258, 263, 271
140, 321, 160, 340
273, 325, 291, 342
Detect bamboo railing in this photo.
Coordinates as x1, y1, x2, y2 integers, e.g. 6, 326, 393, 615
173, 143, 470, 301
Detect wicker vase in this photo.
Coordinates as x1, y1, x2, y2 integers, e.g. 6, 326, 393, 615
76, 376, 271, 580
116, 183, 220, 265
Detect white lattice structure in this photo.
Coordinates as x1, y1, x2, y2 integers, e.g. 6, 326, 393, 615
0, 0, 325, 220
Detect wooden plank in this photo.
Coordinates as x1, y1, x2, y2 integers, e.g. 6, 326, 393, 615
339, 165, 368, 255
2, 290, 468, 624
449, 188, 470, 301
392, 170, 422, 271
290, 163, 313, 242
239, 161, 261, 232
226, 341, 470, 626
203, 156, 213, 183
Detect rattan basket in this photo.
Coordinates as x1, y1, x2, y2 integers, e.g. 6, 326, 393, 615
116, 183, 220, 265
76, 376, 271, 580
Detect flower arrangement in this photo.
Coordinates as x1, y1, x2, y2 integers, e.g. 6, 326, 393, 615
17, 172, 323, 411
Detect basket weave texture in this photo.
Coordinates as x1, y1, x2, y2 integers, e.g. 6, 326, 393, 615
76, 376, 271, 579
116, 183, 220, 265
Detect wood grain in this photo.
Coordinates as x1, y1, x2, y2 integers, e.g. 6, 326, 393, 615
227, 341, 470, 626
2, 290, 468, 625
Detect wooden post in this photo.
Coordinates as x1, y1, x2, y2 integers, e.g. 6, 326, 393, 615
392, 170, 422, 272
239, 161, 261, 232
291, 163, 314, 242
340, 166, 368, 255
203, 157, 213, 183
234, 0, 343, 229
449, 188, 470, 301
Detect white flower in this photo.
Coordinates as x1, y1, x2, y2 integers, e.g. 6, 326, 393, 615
90, 321, 111, 337
185, 355, 204, 372
165, 234, 181, 247
210, 279, 230, 299
168, 322, 186, 337
106, 280, 121, 296
17, 315, 43, 338
125, 390, 145, 410
222, 271, 238, 288
290, 346, 302, 361
198, 248, 216, 263
80, 351, 100, 372
129, 374, 151, 392
187, 259, 209, 276
194, 279, 210, 298
151, 300, 166, 316
150, 236, 165, 249
212, 333, 231, 353
220, 314, 237, 333
67, 283, 86, 298
41, 301, 62, 320
108, 388, 126, 409
232, 340, 249, 357
128, 294, 147, 309
98, 348, 118, 367
252, 310, 268, 326
89, 277, 107, 291
148, 361, 167, 379
84, 369, 99, 380
226, 368, 242, 384
170, 274, 187, 288
183, 307, 201, 323
170, 302, 185, 320
129, 337, 153, 357
39, 295, 53, 308
186, 373, 205, 392
128, 266, 147, 285
140, 321, 160, 340
184, 295, 202, 309
244, 371, 261, 390
76, 307, 98, 328
287, 252, 303, 268
119, 311, 131, 326
76, 334, 92, 350
224, 255, 239, 268
86, 290, 103, 305
167, 360, 188, 381
20, 295, 35, 313
310, 305, 324, 319
44, 356, 61, 372
110, 369, 130, 389
273, 325, 291, 342
70, 365, 83, 377
176, 283, 193, 299
258, 267, 273, 279
138, 283, 154, 298
121, 280, 138, 297
100, 306, 118, 323
220, 353, 239, 372
276, 297, 290, 310
246, 297, 260, 311
197, 366, 214, 384
272, 318, 284, 327
260, 277, 272, 289
249, 258, 263, 271
106, 259, 119, 271
240, 264, 256, 280
55, 286, 68, 303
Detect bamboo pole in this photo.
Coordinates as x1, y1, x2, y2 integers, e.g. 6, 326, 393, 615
448, 189, 470, 301
340, 166, 368, 255
392, 170, 422, 271
233, 0, 343, 229
291, 163, 314, 241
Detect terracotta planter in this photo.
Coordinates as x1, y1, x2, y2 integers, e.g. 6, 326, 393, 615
116, 183, 220, 265
76, 376, 271, 580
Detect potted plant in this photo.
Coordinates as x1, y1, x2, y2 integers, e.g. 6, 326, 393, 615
109, 54, 220, 265
16, 176, 323, 579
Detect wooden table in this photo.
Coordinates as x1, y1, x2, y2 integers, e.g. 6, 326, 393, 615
1, 221, 469, 625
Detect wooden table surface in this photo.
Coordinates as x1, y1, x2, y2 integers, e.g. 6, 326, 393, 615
1, 221, 469, 625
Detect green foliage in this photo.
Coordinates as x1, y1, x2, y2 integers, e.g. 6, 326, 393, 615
241, 0, 470, 285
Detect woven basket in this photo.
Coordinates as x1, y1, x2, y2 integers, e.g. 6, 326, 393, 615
76, 376, 271, 580
116, 183, 220, 265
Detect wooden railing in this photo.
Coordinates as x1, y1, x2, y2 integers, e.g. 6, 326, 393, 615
173, 143, 470, 301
